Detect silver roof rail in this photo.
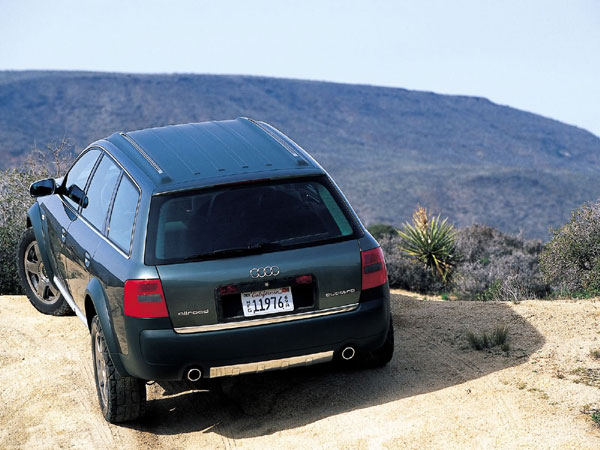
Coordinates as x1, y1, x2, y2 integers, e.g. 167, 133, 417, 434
119, 132, 164, 174
242, 117, 300, 158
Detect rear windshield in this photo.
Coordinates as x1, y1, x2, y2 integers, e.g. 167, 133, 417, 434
145, 176, 360, 265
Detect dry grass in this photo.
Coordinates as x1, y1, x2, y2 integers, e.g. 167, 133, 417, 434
466, 324, 510, 351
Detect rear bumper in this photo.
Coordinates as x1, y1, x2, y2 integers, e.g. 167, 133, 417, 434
117, 286, 390, 381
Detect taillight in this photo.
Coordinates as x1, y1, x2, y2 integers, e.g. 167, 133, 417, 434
295, 274, 313, 284
361, 247, 387, 290
219, 284, 238, 296
124, 279, 169, 318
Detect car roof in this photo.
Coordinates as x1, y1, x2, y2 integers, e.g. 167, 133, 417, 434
104, 118, 324, 193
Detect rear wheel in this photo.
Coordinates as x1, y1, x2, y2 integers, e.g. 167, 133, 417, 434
17, 227, 71, 316
362, 315, 394, 368
91, 316, 146, 423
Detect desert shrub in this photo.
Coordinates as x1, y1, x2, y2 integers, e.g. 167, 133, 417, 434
379, 235, 445, 293
539, 201, 600, 297
452, 224, 549, 301
467, 324, 509, 351
581, 405, 600, 427
367, 223, 397, 240
383, 218, 547, 300
398, 207, 456, 283
0, 139, 73, 294
0, 170, 36, 294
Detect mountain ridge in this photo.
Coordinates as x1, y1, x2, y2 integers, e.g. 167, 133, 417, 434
1, 70, 599, 239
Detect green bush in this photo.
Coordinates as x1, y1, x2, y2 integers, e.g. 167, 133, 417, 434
398, 207, 456, 283
539, 201, 600, 297
476, 280, 502, 302
367, 223, 397, 240
0, 140, 73, 295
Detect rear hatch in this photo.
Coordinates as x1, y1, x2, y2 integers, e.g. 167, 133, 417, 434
157, 240, 361, 328
145, 176, 364, 329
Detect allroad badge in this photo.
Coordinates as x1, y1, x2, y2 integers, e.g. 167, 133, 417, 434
249, 266, 280, 278
178, 309, 209, 316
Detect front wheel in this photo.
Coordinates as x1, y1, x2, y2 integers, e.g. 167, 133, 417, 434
17, 227, 71, 316
91, 316, 146, 423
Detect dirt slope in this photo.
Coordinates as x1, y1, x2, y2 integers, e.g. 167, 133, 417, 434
1, 292, 600, 449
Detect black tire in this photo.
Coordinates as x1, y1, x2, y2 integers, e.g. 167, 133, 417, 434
17, 227, 72, 316
362, 315, 394, 368
91, 316, 146, 423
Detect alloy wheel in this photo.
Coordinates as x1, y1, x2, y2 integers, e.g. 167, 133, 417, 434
94, 332, 109, 408
23, 240, 60, 304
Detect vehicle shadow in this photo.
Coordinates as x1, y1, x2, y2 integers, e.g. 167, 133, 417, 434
124, 295, 545, 438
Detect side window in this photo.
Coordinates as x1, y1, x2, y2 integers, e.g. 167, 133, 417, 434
63, 148, 101, 210
81, 154, 121, 231
108, 176, 140, 254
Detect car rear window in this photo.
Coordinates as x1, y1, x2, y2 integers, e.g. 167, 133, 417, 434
145, 177, 360, 265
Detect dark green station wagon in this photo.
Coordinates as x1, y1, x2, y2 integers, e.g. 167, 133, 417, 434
18, 118, 393, 423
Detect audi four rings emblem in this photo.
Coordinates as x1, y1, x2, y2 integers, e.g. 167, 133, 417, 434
249, 266, 280, 278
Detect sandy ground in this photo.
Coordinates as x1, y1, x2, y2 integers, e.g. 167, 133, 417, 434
2, 292, 600, 449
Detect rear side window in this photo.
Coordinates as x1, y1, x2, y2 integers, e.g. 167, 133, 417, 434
63, 148, 101, 210
82, 154, 121, 231
146, 176, 359, 265
108, 176, 140, 254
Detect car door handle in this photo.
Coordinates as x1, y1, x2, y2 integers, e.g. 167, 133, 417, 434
61, 228, 67, 243
84, 252, 91, 269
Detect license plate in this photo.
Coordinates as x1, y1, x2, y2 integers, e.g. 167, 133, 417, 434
241, 287, 294, 317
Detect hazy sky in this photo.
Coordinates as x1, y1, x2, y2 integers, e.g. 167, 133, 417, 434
1, 0, 599, 136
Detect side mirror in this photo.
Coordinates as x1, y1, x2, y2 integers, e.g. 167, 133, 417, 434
30, 178, 56, 198
67, 185, 89, 209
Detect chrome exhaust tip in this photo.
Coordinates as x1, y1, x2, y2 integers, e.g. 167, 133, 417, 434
187, 368, 202, 381
341, 346, 356, 361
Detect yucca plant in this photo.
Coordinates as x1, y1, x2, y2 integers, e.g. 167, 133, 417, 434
398, 207, 457, 283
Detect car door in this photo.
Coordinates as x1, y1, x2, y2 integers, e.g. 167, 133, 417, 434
42, 148, 102, 285
64, 152, 122, 310
92, 172, 142, 352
